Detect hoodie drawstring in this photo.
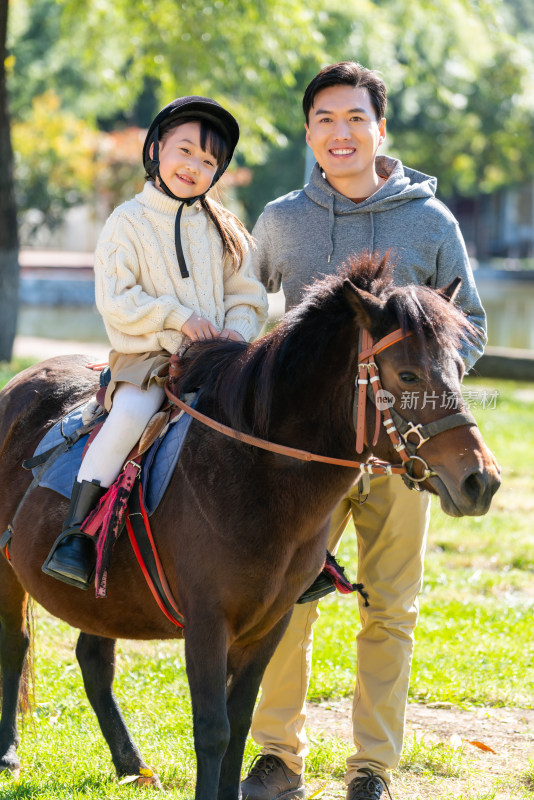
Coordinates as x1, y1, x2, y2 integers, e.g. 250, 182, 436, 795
327, 199, 376, 265
327, 194, 335, 264
369, 212, 375, 253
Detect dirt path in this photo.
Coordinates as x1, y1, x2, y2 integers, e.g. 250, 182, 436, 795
13, 335, 110, 362
306, 699, 534, 799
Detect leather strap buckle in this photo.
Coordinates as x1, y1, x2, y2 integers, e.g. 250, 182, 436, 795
404, 422, 430, 449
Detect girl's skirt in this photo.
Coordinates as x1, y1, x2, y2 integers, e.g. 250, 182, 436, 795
104, 349, 169, 411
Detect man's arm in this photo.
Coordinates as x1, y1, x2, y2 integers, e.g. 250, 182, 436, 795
251, 210, 282, 293
436, 223, 487, 373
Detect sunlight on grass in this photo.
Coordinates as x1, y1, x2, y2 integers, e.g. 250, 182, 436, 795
0, 357, 36, 386
519, 760, 534, 793
399, 733, 467, 778
306, 735, 352, 779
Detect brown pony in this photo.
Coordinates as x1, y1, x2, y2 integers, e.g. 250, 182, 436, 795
0, 254, 500, 799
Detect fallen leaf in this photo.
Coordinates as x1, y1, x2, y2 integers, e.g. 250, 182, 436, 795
139, 768, 153, 777
467, 740, 497, 754
136, 775, 160, 787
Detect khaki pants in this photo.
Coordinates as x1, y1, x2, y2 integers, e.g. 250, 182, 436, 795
250, 474, 430, 785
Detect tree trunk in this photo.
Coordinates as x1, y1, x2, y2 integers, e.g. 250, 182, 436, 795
0, 0, 19, 362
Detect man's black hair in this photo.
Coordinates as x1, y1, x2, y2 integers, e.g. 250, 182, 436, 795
302, 62, 387, 123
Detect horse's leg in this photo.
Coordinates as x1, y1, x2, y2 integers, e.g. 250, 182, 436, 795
75, 633, 159, 785
185, 621, 230, 800
0, 562, 30, 776
217, 613, 292, 800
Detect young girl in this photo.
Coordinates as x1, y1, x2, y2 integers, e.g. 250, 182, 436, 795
43, 96, 268, 589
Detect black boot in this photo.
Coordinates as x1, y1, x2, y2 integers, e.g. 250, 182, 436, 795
296, 569, 336, 603
42, 479, 106, 590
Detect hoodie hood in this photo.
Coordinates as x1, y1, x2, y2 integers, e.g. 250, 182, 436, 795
305, 155, 437, 213
305, 155, 438, 261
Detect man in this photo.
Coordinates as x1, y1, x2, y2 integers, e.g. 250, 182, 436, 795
241, 62, 486, 800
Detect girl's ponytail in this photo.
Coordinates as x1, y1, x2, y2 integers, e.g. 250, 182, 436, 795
201, 196, 253, 271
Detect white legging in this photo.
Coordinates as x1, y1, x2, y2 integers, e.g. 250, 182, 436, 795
77, 382, 165, 488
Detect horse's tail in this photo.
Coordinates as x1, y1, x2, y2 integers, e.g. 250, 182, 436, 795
18, 598, 36, 717
2, 598, 36, 722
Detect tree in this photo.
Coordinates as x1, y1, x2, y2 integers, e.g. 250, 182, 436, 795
11, 0, 335, 158
7, 0, 534, 231
8, 0, 341, 229
366, 0, 534, 197
0, 0, 18, 362
12, 91, 103, 236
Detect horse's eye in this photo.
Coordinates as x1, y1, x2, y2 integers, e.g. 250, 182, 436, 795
399, 371, 419, 383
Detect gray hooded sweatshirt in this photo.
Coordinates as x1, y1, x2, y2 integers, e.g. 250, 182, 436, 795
252, 155, 486, 371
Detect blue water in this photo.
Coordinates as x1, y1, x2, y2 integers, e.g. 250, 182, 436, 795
16, 278, 534, 351
475, 276, 534, 350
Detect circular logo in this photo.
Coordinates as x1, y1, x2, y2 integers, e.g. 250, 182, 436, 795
375, 389, 395, 410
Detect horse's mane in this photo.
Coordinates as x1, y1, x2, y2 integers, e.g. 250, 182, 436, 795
176, 252, 474, 436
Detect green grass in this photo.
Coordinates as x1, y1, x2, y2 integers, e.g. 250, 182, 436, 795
399, 735, 467, 779
0, 357, 36, 387
0, 359, 533, 797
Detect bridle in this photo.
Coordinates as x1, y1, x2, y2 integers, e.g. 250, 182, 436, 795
353, 328, 476, 487
164, 327, 476, 487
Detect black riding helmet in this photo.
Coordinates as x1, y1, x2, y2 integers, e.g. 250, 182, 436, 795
142, 96, 240, 279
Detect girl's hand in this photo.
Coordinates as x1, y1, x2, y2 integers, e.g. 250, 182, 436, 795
219, 328, 245, 342
182, 313, 219, 341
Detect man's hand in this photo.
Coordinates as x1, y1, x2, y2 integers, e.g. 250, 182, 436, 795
182, 313, 219, 341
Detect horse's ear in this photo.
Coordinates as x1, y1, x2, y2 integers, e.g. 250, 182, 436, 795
438, 277, 462, 303
343, 280, 384, 330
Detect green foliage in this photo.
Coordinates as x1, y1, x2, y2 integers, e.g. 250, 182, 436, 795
12, 91, 101, 233
326, 0, 534, 197
0, 356, 35, 382
7, 0, 534, 229
10, 0, 334, 158
400, 734, 466, 778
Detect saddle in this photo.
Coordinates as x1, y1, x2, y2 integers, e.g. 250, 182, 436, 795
27, 366, 196, 512
11, 364, 196, 614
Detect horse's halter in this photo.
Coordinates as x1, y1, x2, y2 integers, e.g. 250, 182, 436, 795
164, 328, 477, 485
354, 327, 477, 488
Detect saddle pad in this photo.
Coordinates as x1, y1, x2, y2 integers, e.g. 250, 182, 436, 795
32, 403, 92, 499
31, 397, 197, 516
140, 400, 196, 515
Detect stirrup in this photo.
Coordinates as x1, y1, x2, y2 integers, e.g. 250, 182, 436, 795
42, 479, 104, 590
42, 530, 94, 590
296, 572, 336, 604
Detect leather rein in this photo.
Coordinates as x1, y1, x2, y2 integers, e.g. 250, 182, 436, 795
164, 327, 477, 485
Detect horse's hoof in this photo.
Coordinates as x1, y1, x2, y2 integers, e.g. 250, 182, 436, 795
0, 747, 21, 780
119, 768, 162, 790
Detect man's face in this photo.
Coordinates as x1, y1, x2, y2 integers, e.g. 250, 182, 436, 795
305, 84, 386, 191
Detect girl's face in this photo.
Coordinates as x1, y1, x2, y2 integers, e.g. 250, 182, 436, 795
151, 121, 219, 198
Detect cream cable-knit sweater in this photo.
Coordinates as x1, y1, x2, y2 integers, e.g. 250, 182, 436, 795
94, 181, 268, 354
